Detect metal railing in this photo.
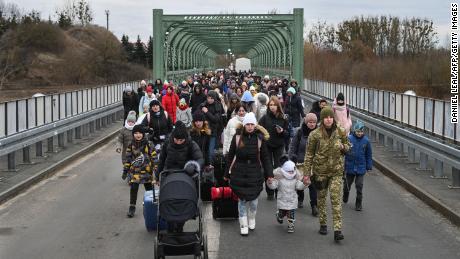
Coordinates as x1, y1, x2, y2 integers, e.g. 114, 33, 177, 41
301, 85, 460, 189
305, 79, 458, 144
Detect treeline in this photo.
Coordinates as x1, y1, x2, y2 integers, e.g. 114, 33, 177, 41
305, 16, 449, 99
120, 34, 153, 69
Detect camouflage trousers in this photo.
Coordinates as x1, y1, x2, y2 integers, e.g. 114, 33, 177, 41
317, 174, 343, 231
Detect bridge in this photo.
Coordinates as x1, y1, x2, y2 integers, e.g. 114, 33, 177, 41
0, 8, 459, 259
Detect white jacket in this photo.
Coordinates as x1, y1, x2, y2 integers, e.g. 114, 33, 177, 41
222, 116, 244, 155
268, 168, 307, 210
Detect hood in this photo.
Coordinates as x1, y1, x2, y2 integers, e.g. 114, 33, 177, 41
235, 123, 270, 141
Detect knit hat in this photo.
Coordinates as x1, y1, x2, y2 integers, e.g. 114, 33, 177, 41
264, 75, 270, 80
132, 125, 145, 137
257, 93, 268, 105
241, 90, 254, 102
287, 87, 296, 95
179, 98, 186, 106
126, 111, 137, 123
193, 111, 205, 122
149, 99, 161, 109
146, 86, 153, 93
336, 92, 345, 102
124, 86, 132, 92
172, 121, 188, 139
249, 86, 256, 91
320, 106, 334, 121
242, 112, 257, 126
305, 113, 317, 123
140, 80, 147, 86
353, 120, 365, 132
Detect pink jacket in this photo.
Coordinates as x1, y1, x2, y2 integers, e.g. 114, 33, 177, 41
333, 101, 352, 135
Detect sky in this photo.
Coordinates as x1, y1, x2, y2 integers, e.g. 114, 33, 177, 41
9, 0, 452, 47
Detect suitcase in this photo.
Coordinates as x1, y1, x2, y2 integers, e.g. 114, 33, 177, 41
211, 186, 239, 219
143, 190, 167, 231
212, 150, 226, 187
200, 166, 215, 202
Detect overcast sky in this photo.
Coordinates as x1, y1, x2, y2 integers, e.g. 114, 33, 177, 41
10, 0, 452, 46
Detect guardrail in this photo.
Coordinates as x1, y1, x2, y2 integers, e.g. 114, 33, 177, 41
305, 79, 458, 144
301, 87, 460, 189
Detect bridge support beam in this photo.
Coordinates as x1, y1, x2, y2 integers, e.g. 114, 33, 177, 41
449, 167, 460, 188
416, 152, 431, 171
431, 159, 447, 179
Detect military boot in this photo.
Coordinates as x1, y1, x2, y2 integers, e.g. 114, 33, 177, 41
355, 198, 362, 211
127, 205, 136, 218
334, 230, 344, 241
319, 225, 327, 235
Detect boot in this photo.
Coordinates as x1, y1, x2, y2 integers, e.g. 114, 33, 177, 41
311, 205, 318, 217
298, 201, 304, 208
343, 191, 349, 203
355, 198, 362, 211
121, 171, 127, 180
127, 205, 136, 218
239, 216, 248, 236
248, 211, 256, 230
287, 219, 295, 233
319, 225, 327, 235
275, 211, 283, 224
334, 230, 344, 241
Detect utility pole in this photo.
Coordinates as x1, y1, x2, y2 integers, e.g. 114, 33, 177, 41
105, 10, 110, 30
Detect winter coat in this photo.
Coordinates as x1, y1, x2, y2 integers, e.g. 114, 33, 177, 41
309, 101, 321, 121
333, 103, 352, 135
222, 115, 244, 155
157, 137, 204, 178
190, 123, 212, 166
141, 110, 173, 145
258, 111, 289, 148
303, 124, 351, 177
284, 94, 305, 128
123, 139, 156, 184
138, 94, 157, 115
254, 92, 269, 121
190, 87, 207, 114
123, 92, 139, 117
176, 106, 193, 128
268, 168, 306, 210
224, 124, 273, 201
162, 92, 179, 123
202, 98, 224, 137
288, 123, 315, 163
117, 126, 133, 163
345, 134, 372, 175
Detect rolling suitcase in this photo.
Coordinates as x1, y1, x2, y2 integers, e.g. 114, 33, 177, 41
200, 166, 215, 201
212, 150, 227, 187
143, 189, 167, 231
211, 186, 239, 219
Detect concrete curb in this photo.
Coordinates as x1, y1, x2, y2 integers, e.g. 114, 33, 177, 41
373, 158, 460, 227
0, 128, 119, 205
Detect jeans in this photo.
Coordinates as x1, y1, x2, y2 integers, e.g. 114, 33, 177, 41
238, 198, 258, 217
208, 136, 217, 163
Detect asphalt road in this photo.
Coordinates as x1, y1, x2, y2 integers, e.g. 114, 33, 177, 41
0, 140, 459, 259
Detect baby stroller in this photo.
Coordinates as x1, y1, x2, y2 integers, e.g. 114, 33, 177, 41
154, 169, 208, 259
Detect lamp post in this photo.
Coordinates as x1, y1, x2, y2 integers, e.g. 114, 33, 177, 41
105, 10, 110, 30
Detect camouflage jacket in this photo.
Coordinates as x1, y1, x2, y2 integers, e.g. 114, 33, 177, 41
302, 125, 351, 177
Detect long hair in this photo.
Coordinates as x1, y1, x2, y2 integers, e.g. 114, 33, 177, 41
191, 120, 211, 136
268, 96, 284, 118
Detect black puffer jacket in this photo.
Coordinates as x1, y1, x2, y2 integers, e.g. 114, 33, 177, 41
284, 94, 305, 127
202, 91, 224, 137
258, 111, 289, 148
157, 137, 204, 178
122, 92, 139, 117
189, 86, 207, 114
190, 126, 211, 166
141, 109, 173, 144
224, 125, 273, 201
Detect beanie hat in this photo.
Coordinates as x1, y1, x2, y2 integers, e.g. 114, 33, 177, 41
353, 120, 365, 132
149, 99, 161, 109
172, 121, 188, 139
287, 87, 296, 95
241, 90, 254, 102
146, 86, 153, 93
264, 75, 270, 80
179, 98, 186, 106
140, 80, 146, 86
336, 92, 345, 102
320, 106, 334, 121
257, 93, 268, 105
249, 86, 256, 91
306, 113, 317, 123
132, 125, 145, 136
126, 111, 137, 123
192, 111, 205, 122
242, 112, 257, 126
124, 86, 132, 92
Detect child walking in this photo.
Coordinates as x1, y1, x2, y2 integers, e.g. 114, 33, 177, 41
343, 120, 373, 211
116, 111, 136, 180
123, 125, 157, 218
268, 155, 309, 233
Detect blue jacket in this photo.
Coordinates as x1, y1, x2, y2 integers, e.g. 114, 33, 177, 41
345, 134, 372, 175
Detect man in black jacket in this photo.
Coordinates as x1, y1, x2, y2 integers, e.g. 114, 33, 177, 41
201, 90, 224, 163
122, 87, 139, 121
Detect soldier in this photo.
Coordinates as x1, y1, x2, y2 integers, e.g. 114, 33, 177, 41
302, 106, 351, 241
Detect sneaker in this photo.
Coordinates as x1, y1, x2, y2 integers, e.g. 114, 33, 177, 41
334, 230, 344, 241
275, 211, 283, 224
298, 201, 304, 208
287, 219, 295, 233
121, 171, 127, 180
127, 205, 135, 218
319, 225, 327, 235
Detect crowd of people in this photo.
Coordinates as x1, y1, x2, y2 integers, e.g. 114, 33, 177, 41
117, 70, 373, 241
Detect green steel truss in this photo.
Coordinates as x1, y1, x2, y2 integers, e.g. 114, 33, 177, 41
153, 9, 303, 84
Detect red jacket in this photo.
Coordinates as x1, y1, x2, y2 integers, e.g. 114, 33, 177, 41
162, 92, 179, 123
